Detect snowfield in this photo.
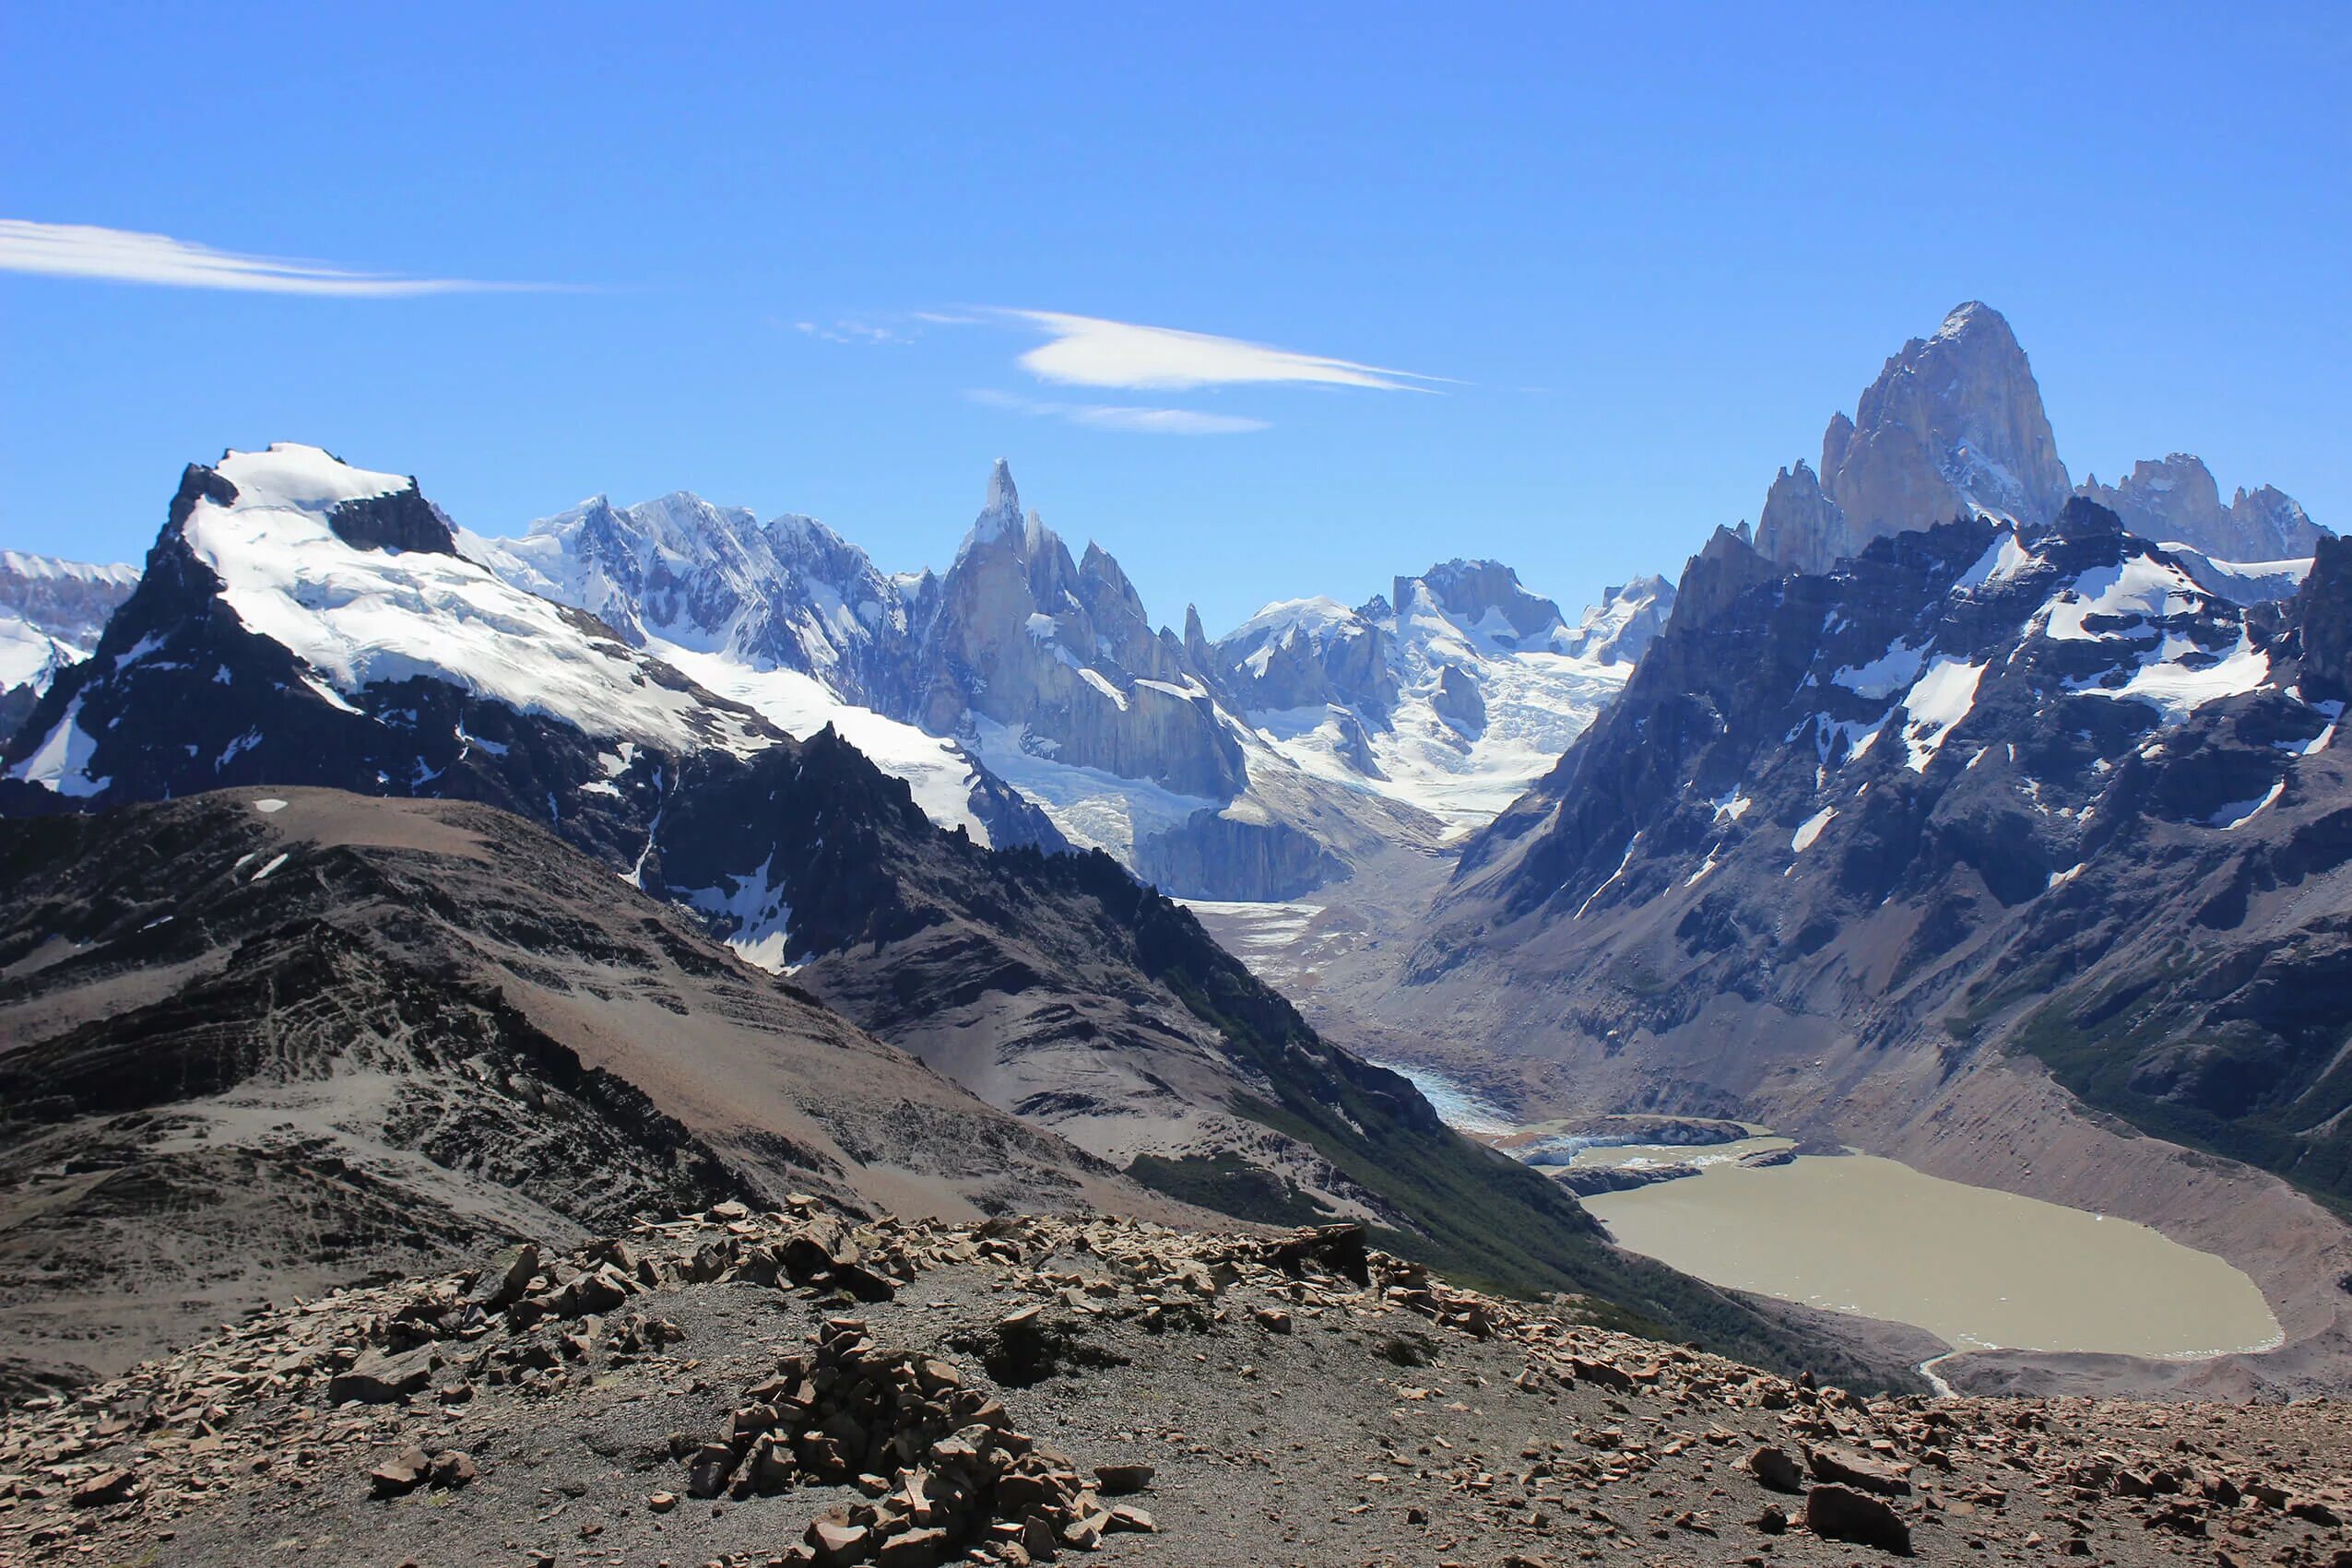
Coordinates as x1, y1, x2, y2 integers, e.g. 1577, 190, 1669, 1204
185, 446, 774, 758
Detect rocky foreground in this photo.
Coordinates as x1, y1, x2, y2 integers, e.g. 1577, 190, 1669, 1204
3, 1207, 2348, 1568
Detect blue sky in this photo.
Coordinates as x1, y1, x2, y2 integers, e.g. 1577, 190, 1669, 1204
4, 2, 2346, 633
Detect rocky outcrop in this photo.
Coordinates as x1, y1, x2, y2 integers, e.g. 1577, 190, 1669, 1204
1429, 665, 1486, 733
1753, 461, 1855, 578
1404, 559, 1571, 647
913, 462, 1244, 799
1212, 598, 1398, 714
2078, 454, 2328, 562
326, 484, 455, 554
1755, 303, 2071, 574
2292, 534, 2352, 703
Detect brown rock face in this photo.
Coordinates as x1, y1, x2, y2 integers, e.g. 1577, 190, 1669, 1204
1753, 461, 1856, 574
1745, 1443, 1805, 1493
2297, 535, 2352, 701
1807, 1444, 1912, 1496
2078, 454, 2326, 561
1757, 302, 2072, 573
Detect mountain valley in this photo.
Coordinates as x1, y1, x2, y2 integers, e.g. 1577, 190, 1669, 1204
2, 302, 2348, 1498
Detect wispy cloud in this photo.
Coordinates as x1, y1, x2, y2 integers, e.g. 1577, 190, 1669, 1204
968, 388, 1269, 436
793, 317, 907, 345
1003, 309, 1443, 394
0, 219, 554, 296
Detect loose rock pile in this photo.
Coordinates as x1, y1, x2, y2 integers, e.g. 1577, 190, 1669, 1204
3, 1203, 2348, 1566
680, 1315, 1154, 1564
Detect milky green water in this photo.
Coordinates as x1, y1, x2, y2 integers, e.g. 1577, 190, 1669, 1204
1580, 1149, 2283, 1359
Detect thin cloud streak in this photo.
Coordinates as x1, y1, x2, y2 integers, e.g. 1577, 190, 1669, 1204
968, 388, 1269, 435
0, 219, 558, 296
1003, 309, 1445, 394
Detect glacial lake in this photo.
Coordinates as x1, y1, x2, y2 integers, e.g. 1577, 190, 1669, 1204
1368, 1058, 2283, 1362
1579, 1147, 2284, 1360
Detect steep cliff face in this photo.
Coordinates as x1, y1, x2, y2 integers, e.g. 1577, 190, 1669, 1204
912, 461, 1245, 800
2078, 454, 2327, 563
1747, 306, 2330, 587
1753, 303, 2071, 574
1832, 302, 2073, 535
1752, 461, 1857, 575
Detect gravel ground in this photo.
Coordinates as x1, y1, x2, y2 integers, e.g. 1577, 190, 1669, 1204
5, 1206, 2349, 1568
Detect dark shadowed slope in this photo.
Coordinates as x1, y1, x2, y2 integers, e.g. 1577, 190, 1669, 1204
0, 787, 1146, 1387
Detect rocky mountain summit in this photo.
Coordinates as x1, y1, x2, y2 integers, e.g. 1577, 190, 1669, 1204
1750, 305, 2325, 584
0, 787, 1150, 1388
2079, 454, 2327, 565
7, 1205, 2349, 1568
0, 551, 136, 738
1755, 303, 2073, 574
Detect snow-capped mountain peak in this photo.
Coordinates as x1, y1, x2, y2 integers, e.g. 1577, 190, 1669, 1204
1208, 559, 1676, 832
1402, 559, 1571, 651
0, 550, 141, 734
169, 445, 770, 757
215, 442, 420, 519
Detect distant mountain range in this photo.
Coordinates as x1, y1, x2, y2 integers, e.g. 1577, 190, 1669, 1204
3, 300, 2346, 1396
0, 444, 1857, 1389
0, 551, 137, 737
460, 461, 1672, 897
